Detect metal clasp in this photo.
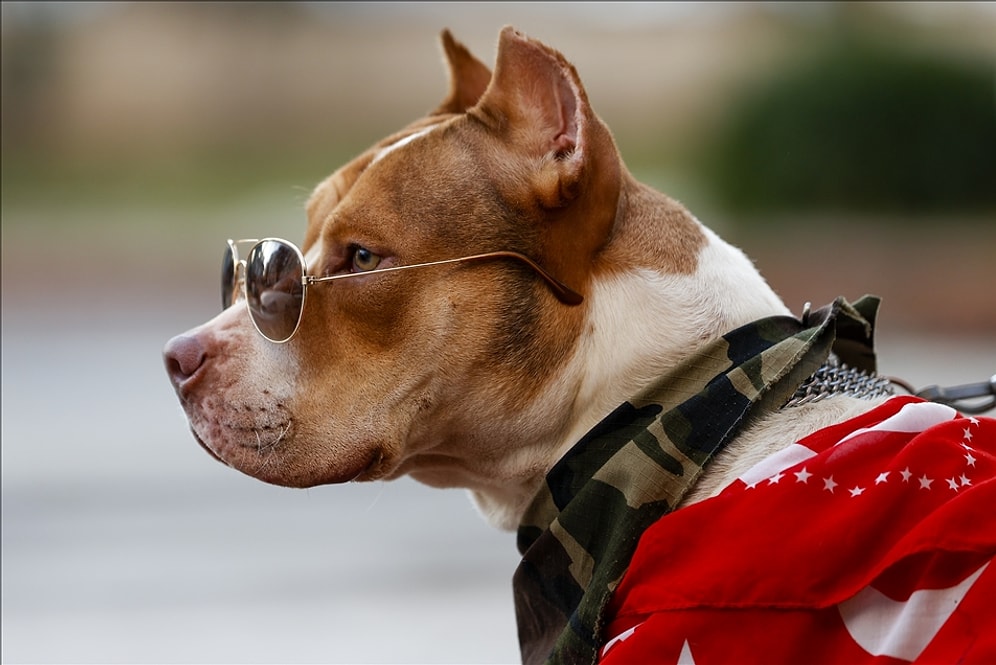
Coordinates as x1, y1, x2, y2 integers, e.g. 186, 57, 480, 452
915, 374, 996, 415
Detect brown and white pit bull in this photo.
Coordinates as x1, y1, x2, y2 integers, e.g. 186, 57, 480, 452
164, 27, 995, 665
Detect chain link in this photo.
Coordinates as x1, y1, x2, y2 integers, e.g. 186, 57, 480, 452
783, 356, 895, 408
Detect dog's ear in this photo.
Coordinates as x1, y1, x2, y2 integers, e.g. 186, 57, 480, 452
434, 29, 492, 115
469, 27, 622, 295
472, 26, 590, 209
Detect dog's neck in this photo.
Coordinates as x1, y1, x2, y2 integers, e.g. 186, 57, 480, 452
511, 293, 885, 662
468, 174, 798, 529
566, 180, 793, 442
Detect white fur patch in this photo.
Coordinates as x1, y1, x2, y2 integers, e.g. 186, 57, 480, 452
554, 221, 791, 458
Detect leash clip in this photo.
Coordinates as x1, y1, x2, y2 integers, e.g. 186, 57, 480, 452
914, 374, 996, 415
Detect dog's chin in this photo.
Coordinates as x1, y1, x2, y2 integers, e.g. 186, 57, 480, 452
193, 430, 230, 466
190, 427, 383, 487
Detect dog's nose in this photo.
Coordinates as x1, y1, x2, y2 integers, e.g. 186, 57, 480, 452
163, 333, 206, 387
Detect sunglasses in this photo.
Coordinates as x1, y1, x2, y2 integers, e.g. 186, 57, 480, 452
223, 238, 584, 343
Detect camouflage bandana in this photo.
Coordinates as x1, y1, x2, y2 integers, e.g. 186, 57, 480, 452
513, 296, 882, 665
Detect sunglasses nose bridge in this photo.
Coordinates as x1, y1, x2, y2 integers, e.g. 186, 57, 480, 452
226, 259, 247, 308
234, 259, 246, 291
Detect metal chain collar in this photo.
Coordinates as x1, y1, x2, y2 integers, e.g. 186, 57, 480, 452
784, 355, 895, 408
784, 356, 995, 414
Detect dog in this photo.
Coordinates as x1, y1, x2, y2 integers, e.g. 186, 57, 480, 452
164, 27, 995, 664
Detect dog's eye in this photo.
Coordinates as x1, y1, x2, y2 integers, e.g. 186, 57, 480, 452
351, 246, 382, 272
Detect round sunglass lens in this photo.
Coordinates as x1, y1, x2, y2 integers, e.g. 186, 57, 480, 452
246, 240, 305, 342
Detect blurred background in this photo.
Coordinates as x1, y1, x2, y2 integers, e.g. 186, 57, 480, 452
2, 2, 994, 663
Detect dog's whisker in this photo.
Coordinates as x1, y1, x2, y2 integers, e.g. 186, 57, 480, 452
364, 485, 387, 514
251, 422, 291, 475
274, 422, 290, 446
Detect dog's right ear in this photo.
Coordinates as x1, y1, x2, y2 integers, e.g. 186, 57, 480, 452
434, 29, 492, 115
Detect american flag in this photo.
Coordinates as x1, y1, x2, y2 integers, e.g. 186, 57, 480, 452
600, 396, 995, 664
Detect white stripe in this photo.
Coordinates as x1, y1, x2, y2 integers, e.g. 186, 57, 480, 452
836, 400, 957, 447
370, 124, 439, 165
738, 443, 817, 487
600, 622, 643, 658
838, 560, 989, 660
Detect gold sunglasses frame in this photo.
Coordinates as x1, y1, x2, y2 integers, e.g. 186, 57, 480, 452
225, 238, 584, 344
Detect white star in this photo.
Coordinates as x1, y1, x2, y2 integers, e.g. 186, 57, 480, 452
824, 476, 838, 493
965, 452, 977, 467
849, 486, 866, 497
947, 478, 960, 491
969, 417, 980, 426
875, 472, 890, 485
794, 467, 813, 484
677, 639, 696, 665
918, 475, 934, 490
900, 467, 913, 482
768, 471, 784, 485
960, 474, 972, 487
963, 427, 974, 443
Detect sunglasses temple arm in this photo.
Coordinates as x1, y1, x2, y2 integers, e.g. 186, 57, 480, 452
305, 252, 584, 305
488, 252, 585, 306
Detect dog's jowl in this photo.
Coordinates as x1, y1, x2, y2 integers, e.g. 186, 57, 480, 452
164, 27, 995, 665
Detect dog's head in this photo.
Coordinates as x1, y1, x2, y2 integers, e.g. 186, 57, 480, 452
164, 27, 785, 527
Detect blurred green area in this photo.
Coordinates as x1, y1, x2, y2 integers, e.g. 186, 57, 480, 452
699, 30, 996, 218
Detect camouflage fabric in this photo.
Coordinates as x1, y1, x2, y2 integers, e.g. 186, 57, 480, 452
513, 296, 882, 665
